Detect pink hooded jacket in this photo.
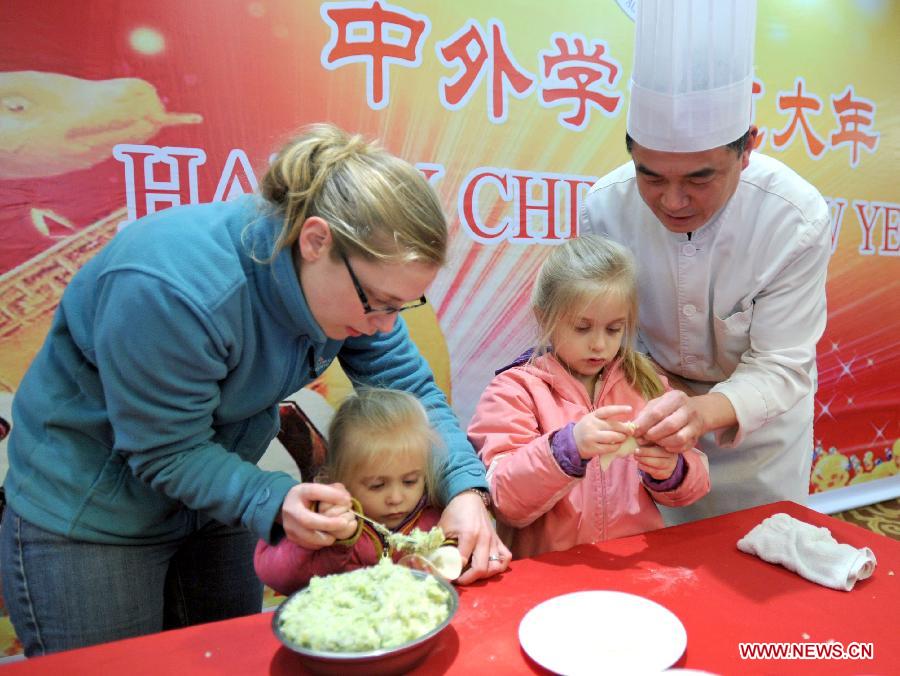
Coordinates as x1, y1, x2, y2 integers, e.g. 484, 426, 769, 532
468, 353, 710, 559
254, 499, 441, 595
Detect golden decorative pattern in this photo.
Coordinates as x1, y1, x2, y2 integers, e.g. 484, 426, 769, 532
0, 209, 124, 391
832, 498, 900, 541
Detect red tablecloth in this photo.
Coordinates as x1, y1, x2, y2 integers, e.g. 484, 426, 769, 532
4, 501, 898, 675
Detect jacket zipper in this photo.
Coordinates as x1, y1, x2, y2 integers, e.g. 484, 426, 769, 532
589, 375, 611, 542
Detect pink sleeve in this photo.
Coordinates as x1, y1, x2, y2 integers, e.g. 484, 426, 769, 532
253, 538, 356, 596
468, 374, 577, 528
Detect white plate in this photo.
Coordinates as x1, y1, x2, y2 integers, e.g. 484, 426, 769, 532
518, 590, 687, 675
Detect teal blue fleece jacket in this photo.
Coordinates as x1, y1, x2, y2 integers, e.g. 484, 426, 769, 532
4, 195, 487, 545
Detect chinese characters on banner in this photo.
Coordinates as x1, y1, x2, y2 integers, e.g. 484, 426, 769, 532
320, 1, 878, 163
110, 1, 889, 252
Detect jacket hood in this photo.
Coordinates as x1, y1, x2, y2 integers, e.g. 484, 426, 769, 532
504, 351, 630, 408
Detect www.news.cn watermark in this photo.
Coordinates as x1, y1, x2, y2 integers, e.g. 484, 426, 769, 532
739, 642, 874, 660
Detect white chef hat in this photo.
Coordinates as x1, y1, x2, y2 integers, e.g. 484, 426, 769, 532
627, 0, 757, 152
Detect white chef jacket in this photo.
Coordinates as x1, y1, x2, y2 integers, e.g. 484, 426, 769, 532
580, 152, 831, 523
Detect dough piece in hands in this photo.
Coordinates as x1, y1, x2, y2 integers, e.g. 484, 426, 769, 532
427, 545, 464, 581
599, 421, 637, 471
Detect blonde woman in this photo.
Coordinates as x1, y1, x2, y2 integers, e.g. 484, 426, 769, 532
254, 388, 448, 595
1, 124, 506, 656
468, 235, 710, 559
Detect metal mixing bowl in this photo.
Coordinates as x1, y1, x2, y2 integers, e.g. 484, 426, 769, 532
271, 569, 458, 675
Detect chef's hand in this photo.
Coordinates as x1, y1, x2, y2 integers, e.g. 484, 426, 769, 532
573, 404, 634, 459
280, 482, 353, 549
632, 390, 701, 453
633, 390, 737, 453
438, 490, 509, 584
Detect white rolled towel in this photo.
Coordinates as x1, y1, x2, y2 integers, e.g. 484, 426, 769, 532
737, 512, 877, 591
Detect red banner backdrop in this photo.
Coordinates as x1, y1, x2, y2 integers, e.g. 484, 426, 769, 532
1, 1, 898, 510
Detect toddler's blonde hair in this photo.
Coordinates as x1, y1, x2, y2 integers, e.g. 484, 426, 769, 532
320, 388, 444, 507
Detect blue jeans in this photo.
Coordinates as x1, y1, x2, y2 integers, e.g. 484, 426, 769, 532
0, 506, 263, 656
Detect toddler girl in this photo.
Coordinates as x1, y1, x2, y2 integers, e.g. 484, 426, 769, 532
468, 235, 710, 559
254, 388, 445, 594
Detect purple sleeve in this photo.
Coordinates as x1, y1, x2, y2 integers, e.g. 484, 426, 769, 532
550, 422, 589, 477
641, 453, 686, 492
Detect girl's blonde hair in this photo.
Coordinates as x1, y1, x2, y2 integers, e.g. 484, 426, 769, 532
259, 123, 447, 265
319, 388, 444, 507
531, 234, 664, 400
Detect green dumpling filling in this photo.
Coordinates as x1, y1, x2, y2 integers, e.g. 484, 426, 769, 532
386, 526, 446, 557
278, 558, 451, 653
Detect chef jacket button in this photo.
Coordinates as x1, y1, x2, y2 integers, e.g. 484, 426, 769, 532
682, 243, 696, 256
683, 304, 696, 317
685, 355, 697, 364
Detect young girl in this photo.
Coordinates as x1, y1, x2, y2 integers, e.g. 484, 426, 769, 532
468, 235, 710, 559
254, 388, 446, 595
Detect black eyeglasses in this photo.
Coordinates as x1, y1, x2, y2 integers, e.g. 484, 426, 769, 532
340, 252, 427, 315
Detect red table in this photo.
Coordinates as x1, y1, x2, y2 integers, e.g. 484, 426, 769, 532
4, 501, 898, 675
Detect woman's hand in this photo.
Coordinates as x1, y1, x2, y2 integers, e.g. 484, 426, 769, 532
634, 444, 678, 480
438, 490, 510, 584
317, 500, 359, 541
280, 482, 354, 549
573, 404, 634, 460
